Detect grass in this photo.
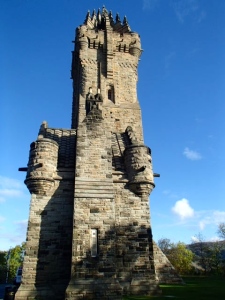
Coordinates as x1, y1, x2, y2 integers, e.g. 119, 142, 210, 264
123, 276, 225, 300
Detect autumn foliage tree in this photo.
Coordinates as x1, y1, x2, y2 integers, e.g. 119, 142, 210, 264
158, 238, 194, 274
168, 242, 194, 274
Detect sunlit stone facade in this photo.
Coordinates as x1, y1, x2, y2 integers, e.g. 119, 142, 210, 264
16, 8, 181, 300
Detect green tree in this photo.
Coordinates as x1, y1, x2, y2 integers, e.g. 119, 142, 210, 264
158, 239, 194, 274
6, 242, 26, 282
167, 242, 194, 274
207, 241, 224, 274
0, 251, 7, 283
191, 233, 225, 275
218, 223, 225, 239
192, 233, 210, 273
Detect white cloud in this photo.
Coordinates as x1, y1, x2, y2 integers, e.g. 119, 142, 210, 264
0, 197, 5, 203
171, 0, 198, 22
213, 211, 225, 223
183, 147, 202, 160
197, 10, 206, 23
195, 213, 211, 230
0, 189, 23, 197
199, 220, 206, 230
0, 220, 28, 250
143, 0, 159, 10
209, 236, 221, 242
172, 198, 194, 219
165, 51, 176, 69
171, 0, 205, 23
0, 175, 27, 202
0, 176, 23, 189
162, 189, 178, 199
0, 216, 5, 223
15, 219, 28, 233
196, 210, 225, 232
191, 234, 222, 243
191, 235, 199, 243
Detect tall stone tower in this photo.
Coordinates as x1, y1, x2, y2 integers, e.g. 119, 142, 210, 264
16, 7, 181, 300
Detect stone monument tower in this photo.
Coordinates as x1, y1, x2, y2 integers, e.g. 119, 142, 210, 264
16, 7, 181, 300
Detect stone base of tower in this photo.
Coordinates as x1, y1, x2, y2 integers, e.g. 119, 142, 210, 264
129, 278, 161, 296
15, 284, 57, 300
65, 278, 123, 300
65, 277, 161, 299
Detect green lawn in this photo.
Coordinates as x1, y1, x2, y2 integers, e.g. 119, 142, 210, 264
123, 276, 225, 300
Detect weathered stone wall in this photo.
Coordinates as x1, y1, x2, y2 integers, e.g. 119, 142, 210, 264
66, 106, 121, 299
16, 7, 182, 300
16, 133, 75, 300
114, 183, 158, 295
71, 12, 143, 139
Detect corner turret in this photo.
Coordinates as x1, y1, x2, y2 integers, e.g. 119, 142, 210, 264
25, 122, 59, 195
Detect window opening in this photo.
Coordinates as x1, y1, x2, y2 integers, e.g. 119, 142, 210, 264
90, 229, 98, 257
108, 89, 112, 100
107, 85, 114, 103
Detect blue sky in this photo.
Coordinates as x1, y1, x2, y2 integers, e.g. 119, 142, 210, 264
0, 0, 225, 251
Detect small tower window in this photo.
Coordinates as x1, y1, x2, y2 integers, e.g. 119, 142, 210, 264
90, 229, 98, 257
107, 85, 114, 103
108, 89, 112, 100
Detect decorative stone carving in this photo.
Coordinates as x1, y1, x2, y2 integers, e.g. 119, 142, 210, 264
86, 88, 103, 114
126, 126, 138, 145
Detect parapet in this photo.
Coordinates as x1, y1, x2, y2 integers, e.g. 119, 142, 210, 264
74, 6, 142, 58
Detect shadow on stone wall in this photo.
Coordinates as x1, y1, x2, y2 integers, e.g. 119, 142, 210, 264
17, 187, 181, 299
65, 222, 161, 299
34, 179, 74, 300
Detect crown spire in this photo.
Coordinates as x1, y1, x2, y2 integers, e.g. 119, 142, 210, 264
116, 12, 121, 23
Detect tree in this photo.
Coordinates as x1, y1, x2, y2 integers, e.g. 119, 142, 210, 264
190, 233, 225, 275
207, 241, 224, 274
4, 242, 26, 283
0, 251, 7, 283
218, 223, 225, 239
158, 239, 194, 274
158, 238, 173, 254
191, 233, 210, 273
167, 242, 194, 274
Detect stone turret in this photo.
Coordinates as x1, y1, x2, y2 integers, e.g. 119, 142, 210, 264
25, 134, 58, 195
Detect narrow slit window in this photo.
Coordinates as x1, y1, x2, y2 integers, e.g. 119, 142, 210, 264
107, 85, 115, 103
108, 89, 112, 100
90, 229, 98, 257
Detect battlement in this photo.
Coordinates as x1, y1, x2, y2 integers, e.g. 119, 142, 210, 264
83, 7, 131, 33
75, 7, 142, 57
71, 8, 143, 132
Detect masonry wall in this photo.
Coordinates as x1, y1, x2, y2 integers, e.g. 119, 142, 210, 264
16, 8, 182, 300
114, 183, 158, 295
16, 134, 75, 300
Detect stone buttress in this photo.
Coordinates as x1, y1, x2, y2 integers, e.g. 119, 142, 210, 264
16, 7, 182, 300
